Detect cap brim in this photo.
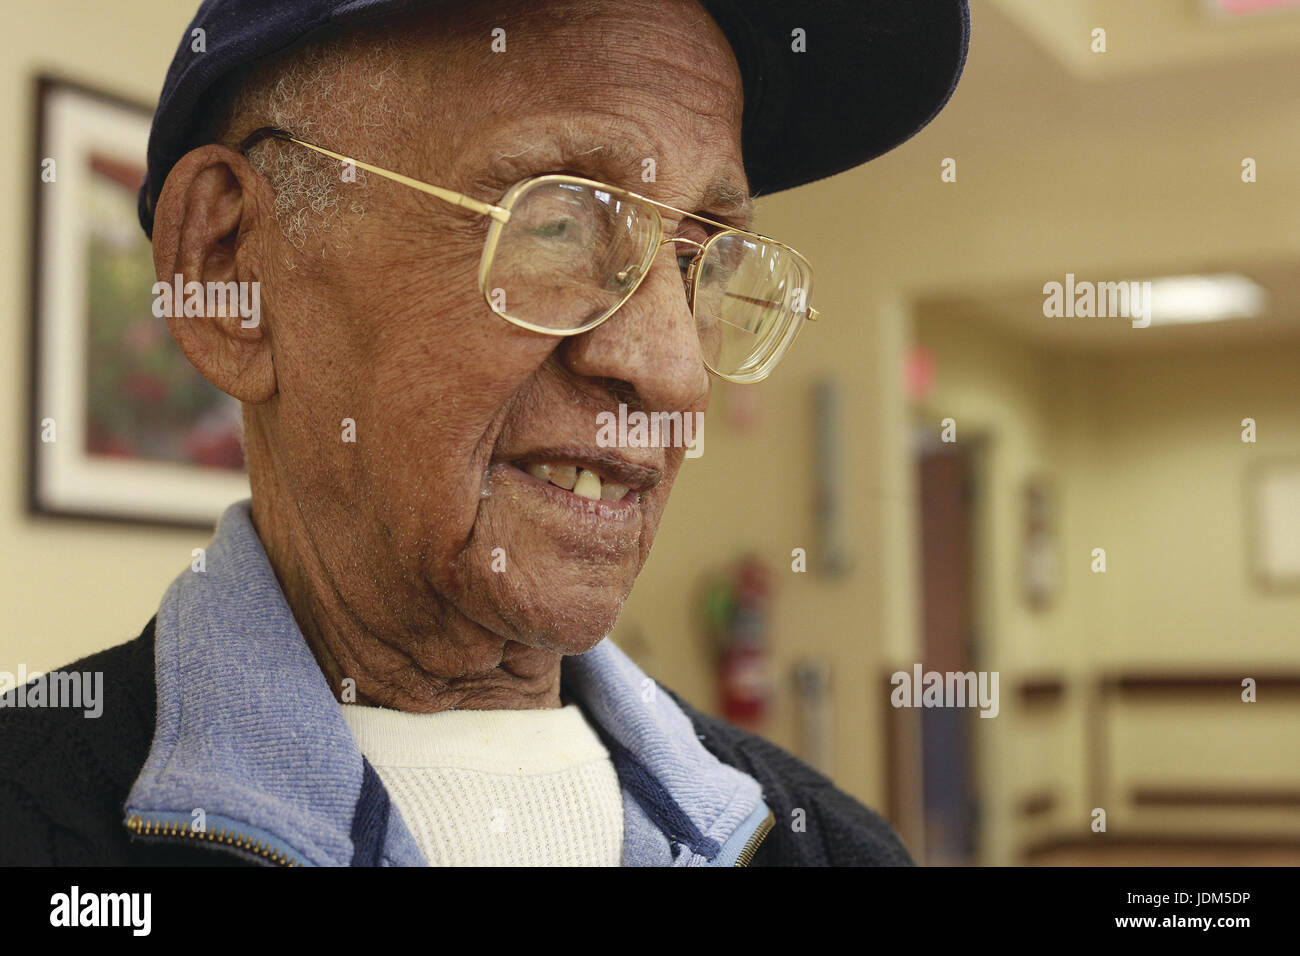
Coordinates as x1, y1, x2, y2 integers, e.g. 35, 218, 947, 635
703, 0, 970, 195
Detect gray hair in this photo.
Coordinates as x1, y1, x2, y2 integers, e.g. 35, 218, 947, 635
203, 29, 414, 251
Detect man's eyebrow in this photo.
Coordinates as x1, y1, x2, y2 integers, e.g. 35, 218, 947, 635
487, 135, 753, 223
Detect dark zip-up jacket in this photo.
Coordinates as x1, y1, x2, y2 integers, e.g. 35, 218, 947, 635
0, 618, 912, 866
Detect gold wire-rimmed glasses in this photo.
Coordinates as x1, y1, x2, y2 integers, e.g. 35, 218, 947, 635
238, 127, 818, 384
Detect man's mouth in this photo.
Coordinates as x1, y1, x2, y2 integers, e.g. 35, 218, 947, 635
517, 461, 629, 502
497, 451, 661, 507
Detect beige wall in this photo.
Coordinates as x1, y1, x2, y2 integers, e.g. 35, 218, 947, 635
2, 2, 205, 674
1091, 347, 1300, 665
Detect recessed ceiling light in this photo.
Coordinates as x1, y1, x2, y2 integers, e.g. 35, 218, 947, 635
1146, 273, 1268, 325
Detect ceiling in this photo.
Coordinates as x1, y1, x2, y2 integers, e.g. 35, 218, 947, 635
993, 0, 1300, 79
940, 0, 1300, 152
919, 258, 1300, 352
912, 0, 1300, 352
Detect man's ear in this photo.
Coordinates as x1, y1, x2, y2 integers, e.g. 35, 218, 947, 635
152, 145, 276, 404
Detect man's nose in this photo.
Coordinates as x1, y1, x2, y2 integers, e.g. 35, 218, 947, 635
556, 241, 710, 412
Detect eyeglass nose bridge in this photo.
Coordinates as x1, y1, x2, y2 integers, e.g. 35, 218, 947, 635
660, 235, 706, 284
659, 235, 706, 252
615, 235, 707, 286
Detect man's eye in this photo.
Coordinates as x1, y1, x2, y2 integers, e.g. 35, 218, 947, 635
531, 219, 579, 240
676, 253, 695, 279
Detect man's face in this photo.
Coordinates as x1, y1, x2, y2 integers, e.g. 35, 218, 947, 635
252, 0, 747, 671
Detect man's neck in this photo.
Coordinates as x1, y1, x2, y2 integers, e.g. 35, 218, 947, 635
249, 493, 563, 713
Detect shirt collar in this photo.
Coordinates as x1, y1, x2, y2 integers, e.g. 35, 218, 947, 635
126, 499, 764, 866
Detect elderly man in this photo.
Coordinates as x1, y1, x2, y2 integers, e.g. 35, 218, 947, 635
1, 0, 966, 866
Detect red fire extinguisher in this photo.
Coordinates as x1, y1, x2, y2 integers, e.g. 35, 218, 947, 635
704, 556, 773, 726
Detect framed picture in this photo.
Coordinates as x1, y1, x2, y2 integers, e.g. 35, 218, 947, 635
1248, 459, 1300, 591
28, 76, 248, 527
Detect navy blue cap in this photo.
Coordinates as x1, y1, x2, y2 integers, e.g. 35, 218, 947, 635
138, 0, 969, 237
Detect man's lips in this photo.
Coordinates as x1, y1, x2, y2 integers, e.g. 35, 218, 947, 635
494, 448, 662, 501
488, 450, 665, 538
491, 450, 665, 515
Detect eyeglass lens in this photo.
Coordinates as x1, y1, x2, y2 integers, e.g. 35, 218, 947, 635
483, 178, 810, 381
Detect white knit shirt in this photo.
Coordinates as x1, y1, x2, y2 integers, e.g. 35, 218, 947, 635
340, 703, 623, 866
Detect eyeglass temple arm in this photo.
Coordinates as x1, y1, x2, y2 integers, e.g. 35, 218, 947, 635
237, 127, 512, 224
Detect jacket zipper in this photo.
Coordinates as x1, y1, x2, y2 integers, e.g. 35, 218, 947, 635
125, 813, 301, 866
733, 811, 774, 867
128, 808, 771, 868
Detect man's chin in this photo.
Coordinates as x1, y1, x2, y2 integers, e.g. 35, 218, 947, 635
514, 615, 622, 657
439, 554, 638, 658
494, 592, 630, 657
529, 630, 613, 658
